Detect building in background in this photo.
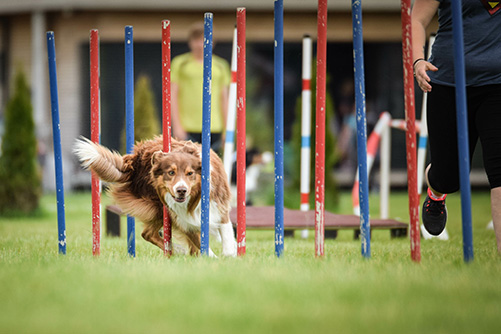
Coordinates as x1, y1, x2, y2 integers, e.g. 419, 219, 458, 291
3, 0, 473, 192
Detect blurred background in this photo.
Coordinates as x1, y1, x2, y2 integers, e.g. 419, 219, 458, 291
0, 0, 488, 195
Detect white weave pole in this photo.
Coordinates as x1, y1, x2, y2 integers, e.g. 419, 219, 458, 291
223, 27, 238, 183
300, 35, 312, 239
379, 119, 390, 219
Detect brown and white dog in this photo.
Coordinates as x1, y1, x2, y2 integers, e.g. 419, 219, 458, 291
73, 136, 236, 257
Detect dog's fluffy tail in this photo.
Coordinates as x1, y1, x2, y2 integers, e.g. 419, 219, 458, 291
73, 137, 129, 183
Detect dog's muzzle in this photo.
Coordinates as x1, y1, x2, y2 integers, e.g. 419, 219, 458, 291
174, 186, 188, 203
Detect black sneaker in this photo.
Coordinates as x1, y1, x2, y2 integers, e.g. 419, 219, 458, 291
422, 190, 447, 236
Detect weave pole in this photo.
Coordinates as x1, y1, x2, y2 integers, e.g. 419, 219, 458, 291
162, 20, 173, 257
90, 29, 101, 256
236, 8, 247, 256
200, 13, 213, 256
315, 0, 327, 258
125, 26, 136, 257
46, 31, 67, 255
351, 0, 370, 258
274, 0, 285, 258
223, 27, 238, 182
451, 1, 473, 262
400, 0, 420, 262
300, 35, 312, 213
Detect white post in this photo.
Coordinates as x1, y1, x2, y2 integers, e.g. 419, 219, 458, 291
223, 27, 238, 183
300, 35, 312, 239
380, 118, 391, 219
31, 11, 48, 139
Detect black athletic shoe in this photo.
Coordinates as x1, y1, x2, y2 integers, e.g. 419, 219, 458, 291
422, 191, 447, 236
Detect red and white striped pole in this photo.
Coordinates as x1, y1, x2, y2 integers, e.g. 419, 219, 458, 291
300, 35, 312, 213
162, 20, 172, 257
90, 29, 101, 257
401, 0, 421, 262
390, 119, 421, 132
352, 112, 391, 215
223, 27, 238, 182
236, 8, 246, 256
315, 0, 327, 257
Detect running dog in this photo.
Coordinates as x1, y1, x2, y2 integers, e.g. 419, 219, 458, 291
73, 136, 236, 257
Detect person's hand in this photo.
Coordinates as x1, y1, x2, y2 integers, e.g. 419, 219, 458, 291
414, 59, 438, 93
173, 127, 188, 140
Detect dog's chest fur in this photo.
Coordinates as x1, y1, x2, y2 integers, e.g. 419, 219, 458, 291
165, 194, 223, 235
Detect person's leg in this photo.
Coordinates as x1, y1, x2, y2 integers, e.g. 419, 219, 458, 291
426, 84, 463, 194
425, 164, 443, 197
474, 84, 501, 253
422, 84, 458, 235
210, 133, 223, 156
491, 187, 501, 253
187, 132, 202, 144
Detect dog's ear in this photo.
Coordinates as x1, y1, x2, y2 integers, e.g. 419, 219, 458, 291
195, 159, 202, 175
151, 151, 168, 166
181, 141, 201, 158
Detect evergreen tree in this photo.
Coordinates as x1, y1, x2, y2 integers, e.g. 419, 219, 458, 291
0, 68, 41, 214
121, 75, 160, 153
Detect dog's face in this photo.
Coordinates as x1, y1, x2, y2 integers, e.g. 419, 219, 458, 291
151, 151, 201, 205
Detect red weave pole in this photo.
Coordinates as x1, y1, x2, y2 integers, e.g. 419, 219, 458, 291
162, 20, 172, 257
315, 0, 327, 257
400, 0, 421, 262
90, 29, 100, 256
236, 8, 247, 256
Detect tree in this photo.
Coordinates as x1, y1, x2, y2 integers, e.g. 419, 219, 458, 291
0, 68, 41, 214
121, 74, 160, 153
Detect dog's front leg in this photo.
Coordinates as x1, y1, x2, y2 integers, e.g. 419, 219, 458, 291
141, 223, 165, 250
220, 222, 237, 257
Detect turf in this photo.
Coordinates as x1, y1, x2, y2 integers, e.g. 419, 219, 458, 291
0, 191, 500, 334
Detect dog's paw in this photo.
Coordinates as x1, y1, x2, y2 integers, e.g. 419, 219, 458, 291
209, 248, 218, 258
172, 243, 189, 255
222, 239, 237, 257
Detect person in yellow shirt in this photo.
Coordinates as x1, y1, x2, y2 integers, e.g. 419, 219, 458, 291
171, 23, 231, 154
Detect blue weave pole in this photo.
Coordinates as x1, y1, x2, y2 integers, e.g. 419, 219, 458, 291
200, 13, 213, 256
451, 1, 473, 262
46, 32, 67, 255
125, 26, 136, 257
274, 0, 284, 258
351, 0, 371, 258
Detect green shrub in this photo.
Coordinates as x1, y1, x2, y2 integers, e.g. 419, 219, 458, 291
0, 68, 41, 214
121, 75, 160, 153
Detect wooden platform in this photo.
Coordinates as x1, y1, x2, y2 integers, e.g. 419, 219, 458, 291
104, 205, 408, 239
230, 206, 408, 238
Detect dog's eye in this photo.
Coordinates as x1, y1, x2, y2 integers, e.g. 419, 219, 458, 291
167, 171, 175, 176
187, 171, 194, 176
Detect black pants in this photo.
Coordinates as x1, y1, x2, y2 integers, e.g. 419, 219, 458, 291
427, 83, 501, 192
187, 132, 223, 155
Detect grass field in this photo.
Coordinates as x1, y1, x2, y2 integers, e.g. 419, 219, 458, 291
1, 190, 500, 334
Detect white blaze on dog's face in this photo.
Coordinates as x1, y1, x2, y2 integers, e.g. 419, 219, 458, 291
151, 151, 201, 205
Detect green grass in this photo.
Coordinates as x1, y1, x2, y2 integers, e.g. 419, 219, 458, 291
1, 191, 500, 334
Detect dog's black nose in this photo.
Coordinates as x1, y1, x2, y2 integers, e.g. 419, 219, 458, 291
176, 187, 187, 197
